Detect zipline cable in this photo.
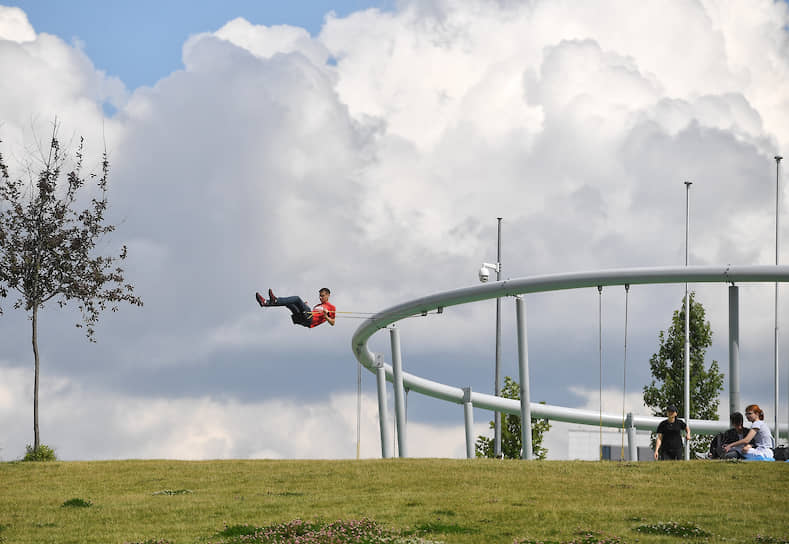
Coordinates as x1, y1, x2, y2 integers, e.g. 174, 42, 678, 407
301, 309, 445, 320
301, 309, 436, 316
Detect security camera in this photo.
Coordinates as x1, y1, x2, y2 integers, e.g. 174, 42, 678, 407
478, 266, 490, 283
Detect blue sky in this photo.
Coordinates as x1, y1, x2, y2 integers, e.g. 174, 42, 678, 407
1, 1, 788, 462
12, 0, 392, 89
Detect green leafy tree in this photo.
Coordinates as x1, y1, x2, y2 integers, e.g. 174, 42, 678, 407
643, 292, 724, 455
22, 443, 56, 462
0, 123, 142, 454
475, 376, 551, 459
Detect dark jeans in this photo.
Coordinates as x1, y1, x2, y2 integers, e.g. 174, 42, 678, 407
269, 295, 310, 315
723, 448, 743, 459
659, 449, 683, 460
269, 295, 311, 327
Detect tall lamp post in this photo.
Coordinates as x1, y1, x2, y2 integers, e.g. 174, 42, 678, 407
684, 181, 692, 461
776, 155, 783, 442
479, 218, 503, 457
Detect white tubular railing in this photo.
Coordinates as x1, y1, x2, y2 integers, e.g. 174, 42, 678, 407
351, 265, 789, 457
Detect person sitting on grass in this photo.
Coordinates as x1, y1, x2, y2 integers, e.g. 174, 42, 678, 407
256, 288, 336, 328
723, 404, 774, 461
709, 412, 746, 459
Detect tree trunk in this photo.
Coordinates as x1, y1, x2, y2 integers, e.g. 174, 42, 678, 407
32, 304, 40, 452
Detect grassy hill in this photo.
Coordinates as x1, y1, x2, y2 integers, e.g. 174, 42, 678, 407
0, 458, 787, 543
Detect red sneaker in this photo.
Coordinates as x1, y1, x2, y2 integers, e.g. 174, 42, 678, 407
268, 289, 278, 304
255, 292, 267, 307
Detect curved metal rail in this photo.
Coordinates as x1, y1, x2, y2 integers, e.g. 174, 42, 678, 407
351, 265, 789, 455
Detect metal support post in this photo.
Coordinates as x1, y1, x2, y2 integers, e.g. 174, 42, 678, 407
684, 287, 691, 461
463, 387, 474, 459
626, 412, 638, 461
684, 181, 692, 461
389, 325, 408, 458
516, 296, 533, 460
374, 354, 393, 459
776, 155, 783, 441
729, 286, 741, 417
494, 217, 503, 457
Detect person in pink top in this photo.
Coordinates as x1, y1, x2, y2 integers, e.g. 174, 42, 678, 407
256, 287, 336, 328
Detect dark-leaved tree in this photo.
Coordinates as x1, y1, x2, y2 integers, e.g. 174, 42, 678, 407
642, 292, 723, 456
0, 123, 142, 455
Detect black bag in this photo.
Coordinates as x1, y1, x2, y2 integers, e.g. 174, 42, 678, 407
775, 446, 789, 461
709, 433, 724, 459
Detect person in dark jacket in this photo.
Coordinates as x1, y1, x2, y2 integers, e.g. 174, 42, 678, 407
654, 405, 690, 460
709, 412, 745, 459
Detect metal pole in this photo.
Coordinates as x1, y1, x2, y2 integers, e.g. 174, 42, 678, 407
776, 155, 783, 442
494, 217, 503, 457
598, 285, 603, 461
374, 354, 393, 458
463, 387, 474, 459
357, 359, 362, 460
516, 296, 533, 460
626, 413, 638, 461
389, 325, 408, 457
622, 284, 630, 461
729, 286, 740, 417
684, 181, 692, 461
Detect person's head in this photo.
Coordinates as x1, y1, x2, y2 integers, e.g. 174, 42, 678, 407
744, 404, 764, 421
666, 404, 678, 418
319, 287, 331, 303
730, 411, 744, 428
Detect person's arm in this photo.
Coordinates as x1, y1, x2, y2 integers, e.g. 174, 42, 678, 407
724, 428, 756, 452
316, 305, 336, 326
684, 422, 691, 441
654, 433, 662, 460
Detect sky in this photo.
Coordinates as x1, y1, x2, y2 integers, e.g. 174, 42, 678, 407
1, 0, 788, 462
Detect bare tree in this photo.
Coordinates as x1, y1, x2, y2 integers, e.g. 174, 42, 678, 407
0, 121, 142, 454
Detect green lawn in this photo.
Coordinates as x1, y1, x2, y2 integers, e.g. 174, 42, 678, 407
0, 458, 787, 544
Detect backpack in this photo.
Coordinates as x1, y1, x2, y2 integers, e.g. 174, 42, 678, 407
708, 433, 724, 459
775, 446, 789, 461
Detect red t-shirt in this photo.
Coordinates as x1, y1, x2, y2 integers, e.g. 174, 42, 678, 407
310, 302, 336, 328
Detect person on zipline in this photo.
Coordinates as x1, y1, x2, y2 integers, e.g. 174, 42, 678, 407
256, 287, 336, 328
